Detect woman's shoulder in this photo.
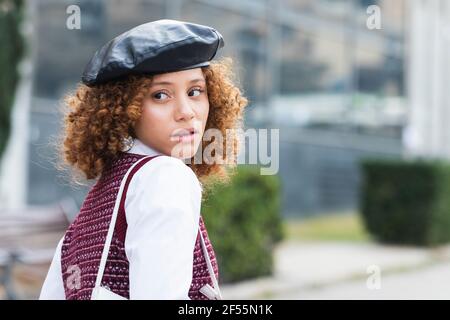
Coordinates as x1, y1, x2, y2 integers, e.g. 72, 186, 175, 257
133, 155, 202, 193
124, 155, 203, 228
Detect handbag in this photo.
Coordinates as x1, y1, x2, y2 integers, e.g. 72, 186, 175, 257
91, 156, 222, 300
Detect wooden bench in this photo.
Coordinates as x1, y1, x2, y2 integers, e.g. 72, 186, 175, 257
0, 199, 74, 299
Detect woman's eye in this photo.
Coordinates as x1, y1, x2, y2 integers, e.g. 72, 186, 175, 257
189, 88, 204, 97
153, 88, 203, 100
153, 92, 169, 100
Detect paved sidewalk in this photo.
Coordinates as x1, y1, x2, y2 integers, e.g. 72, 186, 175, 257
275, 261, 450, 299
220, 240, 450, 299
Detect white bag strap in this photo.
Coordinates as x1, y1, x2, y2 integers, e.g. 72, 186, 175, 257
199, 227, 223, 299
94, 156, 153, 290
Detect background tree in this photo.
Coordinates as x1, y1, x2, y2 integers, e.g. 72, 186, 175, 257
0, 0, 25, 158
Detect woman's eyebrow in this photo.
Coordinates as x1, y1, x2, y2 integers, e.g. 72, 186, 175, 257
150, 78, 205, 87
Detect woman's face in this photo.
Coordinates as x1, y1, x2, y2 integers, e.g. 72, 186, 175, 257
134, 68, 209, 160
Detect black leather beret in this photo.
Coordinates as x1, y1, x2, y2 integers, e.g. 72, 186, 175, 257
81, 19, 225, 86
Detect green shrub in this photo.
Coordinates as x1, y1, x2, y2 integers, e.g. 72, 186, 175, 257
360, 158, 450, 246
0, 0, 25, 157
201, 165, 284, 283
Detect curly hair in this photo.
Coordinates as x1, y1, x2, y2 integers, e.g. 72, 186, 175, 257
57, 57, 248, 189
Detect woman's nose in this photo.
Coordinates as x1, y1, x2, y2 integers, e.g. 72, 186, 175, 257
174, 96, 195, 121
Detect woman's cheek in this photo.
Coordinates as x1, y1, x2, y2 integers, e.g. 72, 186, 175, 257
202, 101, 210, 121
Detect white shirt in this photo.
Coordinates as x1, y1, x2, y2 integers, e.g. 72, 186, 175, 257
39, 139, 202, 299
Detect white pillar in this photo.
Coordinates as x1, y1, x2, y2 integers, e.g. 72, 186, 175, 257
0, 0, 35, 210
405, 0, 450, 159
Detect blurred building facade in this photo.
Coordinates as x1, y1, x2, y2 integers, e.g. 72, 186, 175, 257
2, 0, 408, 217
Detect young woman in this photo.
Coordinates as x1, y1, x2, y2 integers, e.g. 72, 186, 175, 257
39, 19, 247, 300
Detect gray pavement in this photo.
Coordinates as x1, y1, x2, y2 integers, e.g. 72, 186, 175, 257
220, 240, 450, 300
276, 261, 450, 299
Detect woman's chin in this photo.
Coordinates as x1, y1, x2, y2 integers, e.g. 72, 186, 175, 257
168, 142, 199, 160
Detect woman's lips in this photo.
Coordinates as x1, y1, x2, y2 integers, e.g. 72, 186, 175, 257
170, 132, 198, 143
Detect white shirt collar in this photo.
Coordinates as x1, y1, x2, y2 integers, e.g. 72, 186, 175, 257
126, 138, 164, 157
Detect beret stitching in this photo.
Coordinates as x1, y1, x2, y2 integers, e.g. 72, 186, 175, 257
134, 35, 200, 66
209, 30, 221, 61
96, 60, 130, 81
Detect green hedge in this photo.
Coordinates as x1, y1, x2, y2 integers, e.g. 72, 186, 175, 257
0, 0, 25, 158
201, 165, 284, 283
360, 159, 450, 246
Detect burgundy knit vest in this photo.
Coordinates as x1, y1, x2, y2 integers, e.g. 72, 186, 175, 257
60, 152, 220, 300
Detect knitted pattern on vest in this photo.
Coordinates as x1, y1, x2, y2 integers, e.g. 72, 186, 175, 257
60, 152, 220, 300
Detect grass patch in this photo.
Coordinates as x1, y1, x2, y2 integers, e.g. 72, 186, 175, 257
283, 211, 371, 242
